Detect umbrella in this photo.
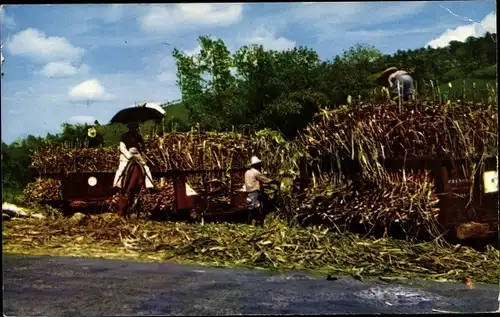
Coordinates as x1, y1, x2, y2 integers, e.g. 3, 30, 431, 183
139, 102, 166, 115
110, 104, 166, 124
110, 107, 164, 124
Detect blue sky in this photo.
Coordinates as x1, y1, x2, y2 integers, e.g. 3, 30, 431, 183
0, 2, 496, 144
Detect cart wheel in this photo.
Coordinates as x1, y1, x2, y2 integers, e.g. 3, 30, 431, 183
62, 202, 73, 216
150, 208, 166, 221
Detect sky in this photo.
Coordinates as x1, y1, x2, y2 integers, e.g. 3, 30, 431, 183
0, 2, 497, 144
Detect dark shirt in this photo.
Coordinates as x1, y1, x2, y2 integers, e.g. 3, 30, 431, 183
121, 131, 144, 152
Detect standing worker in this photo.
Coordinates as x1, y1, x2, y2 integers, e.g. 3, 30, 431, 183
244, 156, 280, 224
379, 67, 414, 101
113, 122, 155, 193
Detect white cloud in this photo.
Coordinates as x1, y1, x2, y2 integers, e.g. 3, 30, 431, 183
426, 11, 497, 49
0, 5, 16, 29
67, 115, 97, 125
157, 71, 177, 83
243, 27, 296, 51
40, 62, 89, 78
184, 44, 202, 57
69, 79, 114, 101
6, 28, 85, 63
230, 66, 239, 78
139, 4, 244, 33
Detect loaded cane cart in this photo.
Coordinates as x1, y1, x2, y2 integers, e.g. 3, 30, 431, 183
31, 153, 497, 242
295, 154, 498, 242
384, 155, 498, 241
39, 167, 250, 217
41, 153, 497, 240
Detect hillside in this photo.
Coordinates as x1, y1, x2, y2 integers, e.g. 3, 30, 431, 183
163, 102, 189, 123
438, 65, 497, 100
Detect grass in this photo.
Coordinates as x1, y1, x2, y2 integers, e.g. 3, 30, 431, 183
3, 212, 500, 284
438, 77, 497, 101
2, 189, 27, 207
163, 102, 190, 123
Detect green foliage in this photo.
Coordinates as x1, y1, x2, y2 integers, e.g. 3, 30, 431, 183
173, 37, 335, 137
2, 136, 46, 202
171, 33, 496, 136
471, 65, 497, 79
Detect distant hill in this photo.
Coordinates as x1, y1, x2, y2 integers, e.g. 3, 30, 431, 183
438, 65, 497, 100
162, 101, 189, 123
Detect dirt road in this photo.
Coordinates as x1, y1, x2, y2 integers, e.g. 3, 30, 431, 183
3, 254, 499, 316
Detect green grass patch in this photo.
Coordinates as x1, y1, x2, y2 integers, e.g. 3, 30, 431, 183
438, 77, 497, 101
164, 102, 190, 123
2, 189, 27, 207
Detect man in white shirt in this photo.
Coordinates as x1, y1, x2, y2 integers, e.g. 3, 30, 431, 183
113, 122, 155, 193
244, 156, 280, 224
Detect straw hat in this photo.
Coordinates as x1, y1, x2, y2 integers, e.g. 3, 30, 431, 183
372, 67, 398, 86
380, 67, 398, 77
250, 156, 262, 165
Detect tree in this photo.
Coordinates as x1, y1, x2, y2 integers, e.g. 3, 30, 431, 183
173, 36, 241, 131
174, 37, 326, 137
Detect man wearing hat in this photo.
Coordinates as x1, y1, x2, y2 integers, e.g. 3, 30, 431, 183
244, 156, 280, 224
113, 122, 155, 192
379, 67, 414, 101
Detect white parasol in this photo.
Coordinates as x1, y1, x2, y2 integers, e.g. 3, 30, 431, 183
137, 102, 166, 115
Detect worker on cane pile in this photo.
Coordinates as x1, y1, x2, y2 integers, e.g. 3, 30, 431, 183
245, 156, 280, 224
379, 67, 414, 101
113, 122, 155, 193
